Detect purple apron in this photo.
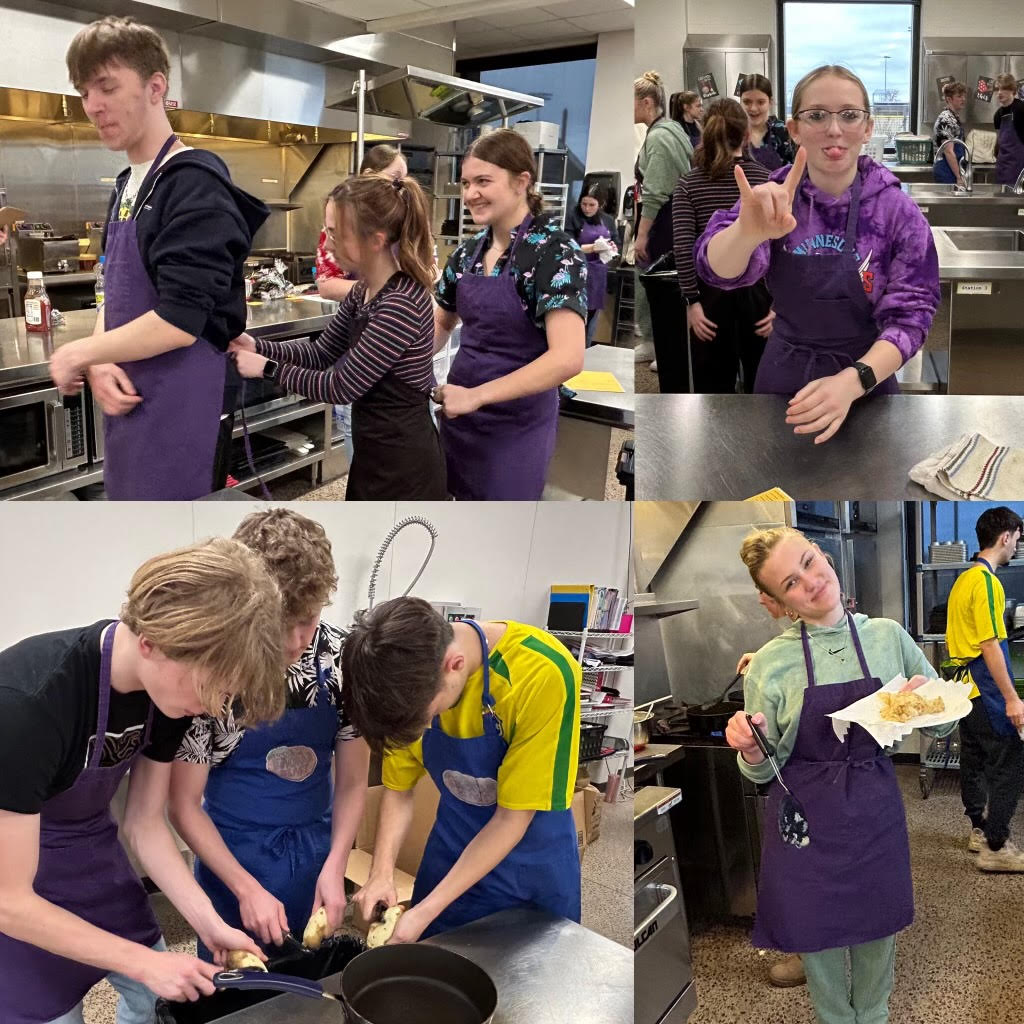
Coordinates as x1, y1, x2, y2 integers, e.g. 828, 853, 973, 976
0, 623, 162, 1024
752, 613, 913, 954
103, 134, 227, 499
750, 142, 785, 171
995, 109, 1024, 187
441, 218, 559, 500
755, 174, 898, 397
578, 221, 610, 312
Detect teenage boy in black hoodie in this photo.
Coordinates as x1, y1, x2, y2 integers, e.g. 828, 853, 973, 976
49, 17, 268, 499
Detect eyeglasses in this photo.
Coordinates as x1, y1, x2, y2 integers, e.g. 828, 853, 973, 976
794, 108, 871, 129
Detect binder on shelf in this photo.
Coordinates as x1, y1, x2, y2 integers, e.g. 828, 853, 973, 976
547, 585, 593, 632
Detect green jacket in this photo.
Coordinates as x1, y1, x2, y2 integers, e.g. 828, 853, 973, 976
738, 613, 937, 785
637, 118, 693, 221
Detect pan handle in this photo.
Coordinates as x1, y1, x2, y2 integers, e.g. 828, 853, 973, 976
212, 970, 326, 999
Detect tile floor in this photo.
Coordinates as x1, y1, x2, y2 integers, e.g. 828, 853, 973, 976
688, 763, 1024, 1024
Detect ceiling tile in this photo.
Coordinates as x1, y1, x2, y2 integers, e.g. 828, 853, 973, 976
512, 18, 597, 41
566, 9, 633, 31
541, 0, 628, 17
452, 16, 499, 31
481, 8, 563, 28
309, 0, 431, 16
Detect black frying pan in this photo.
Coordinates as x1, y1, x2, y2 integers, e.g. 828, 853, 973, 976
214, 944, 497, 1024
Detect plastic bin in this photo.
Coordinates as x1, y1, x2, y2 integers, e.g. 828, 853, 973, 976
579, 721, 608, 761
894, 135, 933, 165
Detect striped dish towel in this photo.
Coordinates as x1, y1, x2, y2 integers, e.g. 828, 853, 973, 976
909, 434, 1024, 500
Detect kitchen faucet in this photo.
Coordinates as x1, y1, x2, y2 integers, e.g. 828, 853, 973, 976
934, 139, 973, 194
1014, 167, 1024, 195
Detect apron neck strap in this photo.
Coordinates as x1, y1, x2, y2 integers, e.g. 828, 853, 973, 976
94, 623, 118, 769
503, 217, 533, 274
130, 133, 178, 220
846, 611, 872, 679
842, 173, 863, 251
800, 611, 870, 686
799, 621, 816, 687
462, 618, 494, 709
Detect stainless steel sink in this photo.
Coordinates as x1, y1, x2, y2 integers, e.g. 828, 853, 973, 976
904, 183, 1020, 200
942, 229, 1024, 252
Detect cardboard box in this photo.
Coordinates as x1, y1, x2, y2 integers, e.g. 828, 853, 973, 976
582, 784, 602, 844
513, 120, 560, 150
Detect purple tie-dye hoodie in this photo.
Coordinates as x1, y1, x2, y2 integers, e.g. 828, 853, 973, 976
695, 156, 940, 362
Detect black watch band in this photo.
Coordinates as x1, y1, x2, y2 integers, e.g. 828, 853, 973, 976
852, 361, 876, 394
262, 358, 279, 382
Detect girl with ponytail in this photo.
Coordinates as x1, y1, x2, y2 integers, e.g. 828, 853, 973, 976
672, 97, 776, 392
433, 128, 587, 500
229, 172, 447, 500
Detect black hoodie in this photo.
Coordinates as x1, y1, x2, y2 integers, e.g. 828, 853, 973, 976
102, 149, 269, 350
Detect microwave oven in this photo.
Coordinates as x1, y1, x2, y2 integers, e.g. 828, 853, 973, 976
0, 384, 88, 492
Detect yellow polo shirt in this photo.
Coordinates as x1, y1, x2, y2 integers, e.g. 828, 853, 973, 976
382, 622, 581, 811
946, 561, 1007, 701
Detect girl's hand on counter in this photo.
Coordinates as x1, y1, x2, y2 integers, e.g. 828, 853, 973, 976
734, 147, 807, 244
433, 383, 481, 419
785, 367, 863, 444
725, 710, 766, 764
237, 879, 288, 947
231, 348, 268, 380
137, 950, 220, 1002
49, 342, 88, 395
229, 332, 257, 353
88, 363, 142, 416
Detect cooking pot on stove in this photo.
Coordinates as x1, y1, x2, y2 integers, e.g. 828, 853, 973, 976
633, 709, 653, 750
685, 672, 745, 737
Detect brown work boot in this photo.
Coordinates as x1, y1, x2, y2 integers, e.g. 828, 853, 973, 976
968, 827, 984, 853
768, 954, 806, 988
978, 839, 1024, 872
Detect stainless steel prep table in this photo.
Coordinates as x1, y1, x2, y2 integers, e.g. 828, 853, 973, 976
196, 909, 632, 1024
637, 393, 1023, 500
549, 343, 634, 499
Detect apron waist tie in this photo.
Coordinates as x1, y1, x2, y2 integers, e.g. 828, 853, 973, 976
774, 335, 856, 379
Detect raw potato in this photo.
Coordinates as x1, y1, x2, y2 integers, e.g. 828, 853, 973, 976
367, 906, 405, 948
226, 951, 267, 972
303, 906, 331, 950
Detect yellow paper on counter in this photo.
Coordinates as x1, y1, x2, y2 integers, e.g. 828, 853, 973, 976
746, 488, 794, 502
563, 371, 624, 393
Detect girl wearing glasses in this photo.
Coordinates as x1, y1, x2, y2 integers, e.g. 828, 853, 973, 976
697, 65, 939, 443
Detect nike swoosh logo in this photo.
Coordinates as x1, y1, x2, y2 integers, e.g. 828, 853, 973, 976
829, 647, 846, 655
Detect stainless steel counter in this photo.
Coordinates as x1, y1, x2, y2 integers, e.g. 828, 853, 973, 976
932, 226, 1024, 280
637, 393, 1024, 499
562, 343, 634, 428
203, 910, 632, 1024
0, 297, 338, 389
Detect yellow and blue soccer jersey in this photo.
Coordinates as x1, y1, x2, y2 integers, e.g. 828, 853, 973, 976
382, 622, 581, 812
947, 562, 1007, 700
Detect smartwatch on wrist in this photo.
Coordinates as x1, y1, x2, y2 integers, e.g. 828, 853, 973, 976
852, 361, 876, 395
262, 358, 280, 382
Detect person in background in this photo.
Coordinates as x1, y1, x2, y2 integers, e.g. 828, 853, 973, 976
49, 16, 268, 499
945, 506, 1024, 872
231, 174, 446, 500
740, 74, 796, 172
0, 539, 284, 1024
432, 129, 586, 500
698, 65, 940, 442
670, 90, 703, 150
673, 98, 775, 393
993, 72, 1024, 188
634, 70, 694, 393
343, 598, 582, 943
726, 526, 949, 1024
0, 227, 7, 246
932, 81, 969, 185
315, 146, 409, 466
567, 184, 618, 346
170, 510, 369, 959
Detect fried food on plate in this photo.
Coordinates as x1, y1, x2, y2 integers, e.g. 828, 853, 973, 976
878, 691, 945, 723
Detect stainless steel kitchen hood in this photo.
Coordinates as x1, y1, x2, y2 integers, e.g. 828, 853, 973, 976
331, 67, 543, 126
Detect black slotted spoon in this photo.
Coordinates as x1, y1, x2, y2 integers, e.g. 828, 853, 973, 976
746, 714, 810, 849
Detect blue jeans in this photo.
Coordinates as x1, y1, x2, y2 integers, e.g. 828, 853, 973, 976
933, 141, 966, 183
46, 937, 167, 1024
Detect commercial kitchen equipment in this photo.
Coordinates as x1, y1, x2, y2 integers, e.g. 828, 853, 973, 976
682, 36, 773, 106
635, 786, 697, 1024
904, 183, 1024, 229
637, 394, 1024, 500
164, 909, 631, 1023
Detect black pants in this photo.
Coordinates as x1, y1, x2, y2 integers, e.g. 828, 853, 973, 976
640, 273, 690, 393
690, 280, 772, 394
959, 697, 1024, 849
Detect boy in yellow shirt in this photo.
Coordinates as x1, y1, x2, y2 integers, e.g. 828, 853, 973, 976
342, 597, 581, 942
946, 506, 1024, 871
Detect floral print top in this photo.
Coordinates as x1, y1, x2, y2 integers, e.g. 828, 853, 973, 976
436, 213, 588, 328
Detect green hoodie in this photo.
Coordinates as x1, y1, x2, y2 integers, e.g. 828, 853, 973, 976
739, 613, 938, 785
637, 117, 693, 221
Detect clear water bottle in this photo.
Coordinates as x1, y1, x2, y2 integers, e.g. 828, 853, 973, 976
94, 255, 105, 310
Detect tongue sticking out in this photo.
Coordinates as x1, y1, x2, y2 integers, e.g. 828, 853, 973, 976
824, 146, 846, 160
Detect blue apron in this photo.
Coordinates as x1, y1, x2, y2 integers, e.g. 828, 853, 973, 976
413, 619, 581, 938
195, 653, 339, 958
960, 558, 1017, 739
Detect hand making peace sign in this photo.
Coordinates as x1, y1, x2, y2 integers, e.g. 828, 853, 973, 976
733, 147, 808, 243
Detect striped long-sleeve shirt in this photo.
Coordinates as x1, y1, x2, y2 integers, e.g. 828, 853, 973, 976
672, 157, 769, 301
255, 273, 435, 404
